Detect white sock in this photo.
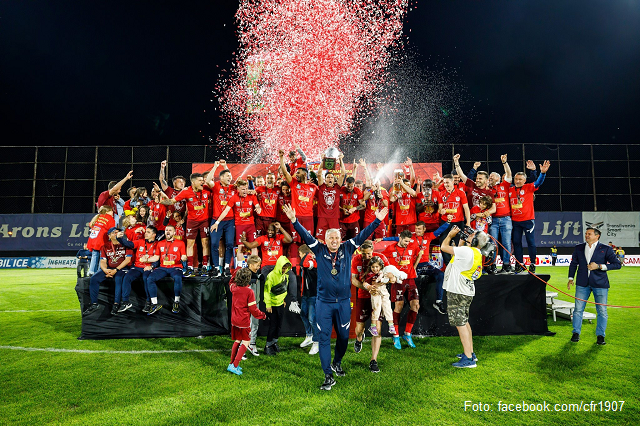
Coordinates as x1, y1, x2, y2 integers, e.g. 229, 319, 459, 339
436, 299, 442, 303
174, 296, 180, 302
151, 297, 158, 304
219, 257, 223, 266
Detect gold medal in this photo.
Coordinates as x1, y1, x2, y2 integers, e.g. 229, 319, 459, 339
331, 268, 338, 275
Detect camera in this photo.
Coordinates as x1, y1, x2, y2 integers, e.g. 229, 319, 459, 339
457, 226, 496, 258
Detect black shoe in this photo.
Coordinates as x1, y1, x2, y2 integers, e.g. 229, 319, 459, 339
571, 332, 580, 342
596, 335, 606, 345
274, 342, 281, 353
208, 267, 219, 277
331, 362, 345, 377
354, 338, 363, 354
264, 345, 276, 356
118, 301, 133, 313
224, 267, 231, 277
529, 264, 536, 274
497, 265, 513, 275
486, 265, 497, 275
369, 360, 380, 373
147, 304, 162, 316
320, 374, 336, 391
183, 267, 195, 278
141, 301, 151, 313
514, 264, 525, 274
433, 301, 447, 315
172, 302, 180, 313
82, 303, 100, 316
110, 303, 120, 315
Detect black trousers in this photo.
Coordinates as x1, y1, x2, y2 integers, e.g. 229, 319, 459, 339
266, 305, 285, 346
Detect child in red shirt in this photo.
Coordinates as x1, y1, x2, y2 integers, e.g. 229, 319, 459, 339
228, 268, 266, 375
469, 195, 494, 233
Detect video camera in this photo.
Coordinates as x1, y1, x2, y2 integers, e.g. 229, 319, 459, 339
457, 226, 496, 258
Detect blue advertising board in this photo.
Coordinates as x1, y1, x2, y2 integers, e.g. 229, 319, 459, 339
0, 214, 95, 251
534, 211, 583, 247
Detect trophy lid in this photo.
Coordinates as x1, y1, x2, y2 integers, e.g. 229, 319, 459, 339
324, 147, 341, 158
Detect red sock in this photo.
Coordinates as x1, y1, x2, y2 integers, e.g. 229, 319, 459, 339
233, 344, 248, 367
202, 255, 209, 267
187, 255, 194, 268
406, 310, 417, 334
393, 311, 400, 336
230, 341, 240, 364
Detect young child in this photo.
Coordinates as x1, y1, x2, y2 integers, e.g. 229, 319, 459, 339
298, 245, 319, 355
228, 267, 266, 376
362, 257, 402, 336
470, 195, 494, 233
263, 256, 292, 355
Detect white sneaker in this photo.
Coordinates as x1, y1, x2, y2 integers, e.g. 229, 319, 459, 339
247, 344, 259, 357
309, 342, 319, 355
300, 336, 313, 348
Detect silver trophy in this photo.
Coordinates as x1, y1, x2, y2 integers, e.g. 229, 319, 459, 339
322, 147, 341, 170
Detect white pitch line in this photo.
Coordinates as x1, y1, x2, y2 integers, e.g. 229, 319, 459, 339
0, 309, 79, 313
0, 345, 222, 354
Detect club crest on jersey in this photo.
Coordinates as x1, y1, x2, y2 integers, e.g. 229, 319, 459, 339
236, 202, 241, 206
219, 189, 224, 194
203, 194, 208, 198
189, 198, 193, 201
296, 184, 301, 189
353, 194, 357, 199
520, 190, 525, 195
456, 197, 460, 201
173, 247, 178, 252
323, 191, 335, 206
408, 250, 413, 255
160, 247, 165, 252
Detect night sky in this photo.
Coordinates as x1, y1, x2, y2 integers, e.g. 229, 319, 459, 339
2, 0, 639, 147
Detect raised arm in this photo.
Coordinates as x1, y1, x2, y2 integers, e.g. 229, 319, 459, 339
352, 207, 388, 246
296, 144, 307, 162
453, 154, 468, 183
463, 202, 471, 227
440, 226, 460, 256
159, 161, 169, 191
109, 171, 134, 196
274, 221, 293, 244
406, 157, 416, 187
205, 161, 220, 188
337, 154, 346, 186
284, 204, 319, 250
534, 160, 550, 188
501, 154, 512, 181
360, 159, 372, 187
279, 150, 293, 184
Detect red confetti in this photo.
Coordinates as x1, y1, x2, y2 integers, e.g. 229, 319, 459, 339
217, 0, 408, 161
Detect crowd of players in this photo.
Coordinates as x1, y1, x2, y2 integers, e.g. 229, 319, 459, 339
82, 149, 551, 346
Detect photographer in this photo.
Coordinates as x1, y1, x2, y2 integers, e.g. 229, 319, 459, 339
441, 225, 493, 368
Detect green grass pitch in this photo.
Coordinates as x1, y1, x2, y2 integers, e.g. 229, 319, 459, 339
1, 267, 639, 425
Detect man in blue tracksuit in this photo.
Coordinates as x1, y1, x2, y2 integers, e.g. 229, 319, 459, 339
283, 204, 388, 391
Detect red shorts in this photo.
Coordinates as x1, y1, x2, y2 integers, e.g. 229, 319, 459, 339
364, 221, 386, 240
316, 216, 340, 241
186, 219, 210, 240
295, 216, 314, 243
231, 325, 250, 341
236, 223, 257, 246
340, 221, 360, 240
390, 278, 419, 302
354, 296, 383, 323
255, 216, 274, 237
396, 223, 416, 234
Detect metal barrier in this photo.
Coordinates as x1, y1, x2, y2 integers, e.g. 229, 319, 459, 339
4, 143, 639, 214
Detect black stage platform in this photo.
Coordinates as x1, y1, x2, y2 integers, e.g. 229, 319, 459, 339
76, 274, 550, 340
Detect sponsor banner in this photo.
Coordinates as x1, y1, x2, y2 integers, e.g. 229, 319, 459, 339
0, 214, 94, 251
192, 162, 442, 182
29, 257, 78, 268
582, 212, 640, 248
0, 257, 30, 269
535, 212, 583, 247
495, 254, 639, 267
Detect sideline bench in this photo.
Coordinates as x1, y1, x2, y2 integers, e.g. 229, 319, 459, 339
546, 291, 595, 323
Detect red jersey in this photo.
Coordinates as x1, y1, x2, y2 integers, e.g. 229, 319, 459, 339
164, 187, 186, 215
87, 214, 115, 251
166, 218, 186, 241
276, 190, 292, 224
97, 190, 116, 211
392, 191, 417, 226
227, 193, 259, 225
351, 252, 389, 298
255, 186, 279, 219
132, 239, 157, 269
230, 283, 266, 328
492, 181, 511, 217
289, 157, 306, 174
253, 234, 286, 266
100, 241, 132, 269
412, 232, 439, 263
438, 188, 468, 223
316, 184, 342, 219
174, 186, 211, 222
340, 187, 363, 223
509, 183, 538, 222
290, 177, 317, 218
210, 181, 236, 221
156, 239, 186, 268
464, 179, 494, 208
363, 188, 389, 224
417, 190, 440, 225
470, 205, 491, 232
147, 200, 167, 231
125, 224, 145, 242
382, 241, 419, 279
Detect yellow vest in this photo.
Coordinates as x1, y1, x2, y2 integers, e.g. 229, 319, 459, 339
451, 247, 483, 281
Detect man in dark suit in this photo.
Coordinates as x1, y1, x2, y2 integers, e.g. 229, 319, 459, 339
568, 227, 621, 345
